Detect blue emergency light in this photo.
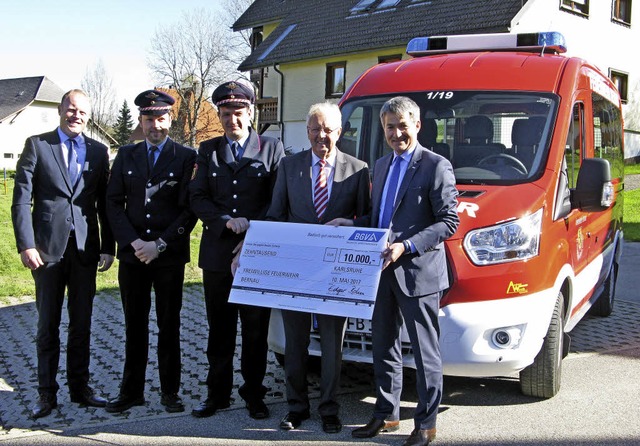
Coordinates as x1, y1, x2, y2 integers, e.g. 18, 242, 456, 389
406, 31, 567, 56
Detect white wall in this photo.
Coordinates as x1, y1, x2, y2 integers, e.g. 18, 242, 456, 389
0, 103, 59, 171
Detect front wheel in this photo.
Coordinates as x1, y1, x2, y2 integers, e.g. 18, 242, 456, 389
519, 291, 564, 398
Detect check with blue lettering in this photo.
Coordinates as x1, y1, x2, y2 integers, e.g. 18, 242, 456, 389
229, 221, 388, 319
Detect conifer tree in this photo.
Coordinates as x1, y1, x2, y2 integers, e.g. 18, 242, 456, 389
113, 100, 135, 147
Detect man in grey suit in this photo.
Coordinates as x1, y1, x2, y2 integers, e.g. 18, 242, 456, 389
12, 89, 115, 419
330, 96, 459, 446
265, 102, 370, 434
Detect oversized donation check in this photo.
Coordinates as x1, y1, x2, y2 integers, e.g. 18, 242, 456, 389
229, 221, 389, 319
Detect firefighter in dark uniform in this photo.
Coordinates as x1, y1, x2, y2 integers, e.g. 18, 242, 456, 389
105, 89, 196, 414
189, 80, 285, 420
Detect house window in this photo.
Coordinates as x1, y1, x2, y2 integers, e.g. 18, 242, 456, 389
612, 0, 632, 25
609, 69, 629, 103
326, 62, 346, 98
560, 0, 589, 16
378, 54, 402, 63
3, 153, 14, 159
251, 27, 263, 50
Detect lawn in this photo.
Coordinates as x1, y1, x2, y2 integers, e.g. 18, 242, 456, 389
1, 166, 639, 299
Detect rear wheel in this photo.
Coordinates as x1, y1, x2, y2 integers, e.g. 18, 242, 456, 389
519, 291, 564, 398
589, 260, 617, 317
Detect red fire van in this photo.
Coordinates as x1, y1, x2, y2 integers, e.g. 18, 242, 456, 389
268, 31, 624, 398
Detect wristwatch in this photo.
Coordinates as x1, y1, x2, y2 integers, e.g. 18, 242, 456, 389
155, 240, 167, 253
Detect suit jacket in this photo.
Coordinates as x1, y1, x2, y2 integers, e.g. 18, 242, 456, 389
189, 129, 285, 271
12, 130, 114, 264
266, 148, 371, 224
106, 139, 196, 266
355, 144, 459, 296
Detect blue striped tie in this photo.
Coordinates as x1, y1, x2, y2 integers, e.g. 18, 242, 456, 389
380, 156, 401, 228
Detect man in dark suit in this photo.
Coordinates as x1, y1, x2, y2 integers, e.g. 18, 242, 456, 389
189, 80, 285, 420
265, 102, 371, 434
12, 89, 115, 419
105, 90, 196, 414
330, 96, 459, 446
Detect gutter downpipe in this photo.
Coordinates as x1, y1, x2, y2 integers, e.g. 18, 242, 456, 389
273, 63, 285, 143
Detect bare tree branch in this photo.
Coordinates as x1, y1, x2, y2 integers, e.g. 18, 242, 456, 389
81, 59, 117, 133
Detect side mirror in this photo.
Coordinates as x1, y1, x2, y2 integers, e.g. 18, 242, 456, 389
570, 158, 614, 212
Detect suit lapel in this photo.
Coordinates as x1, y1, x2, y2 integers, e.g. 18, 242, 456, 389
47, 131, 76, 192
324, 150, 346, 218
394, 146, 424, 207
298, 150, 316, 217
372, 153, 392, 225
132, 142, 149, 177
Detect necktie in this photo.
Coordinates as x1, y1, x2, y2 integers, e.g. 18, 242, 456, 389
231, 141, 240, 160
314, 159, 329, 220
380, 156, 401, 228
148, 146, 158, 172
68, 139, 79, 186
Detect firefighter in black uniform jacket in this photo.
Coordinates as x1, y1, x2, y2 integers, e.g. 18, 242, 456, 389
189, 80, 285, 420
105, 89, 196, 414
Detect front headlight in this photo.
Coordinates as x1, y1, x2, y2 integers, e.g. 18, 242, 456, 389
464, 208, 542, 265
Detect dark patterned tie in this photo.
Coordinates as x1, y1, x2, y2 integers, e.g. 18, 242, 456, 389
231, 141, 239, 161
68, 139, 79, 186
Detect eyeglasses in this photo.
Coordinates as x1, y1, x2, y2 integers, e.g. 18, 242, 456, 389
307, 126, 339, 136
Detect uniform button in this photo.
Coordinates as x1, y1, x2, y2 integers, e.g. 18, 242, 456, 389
258, 173, 262, 177
232, 209, 237, 213
233, 194, 238, 199
146, 214, 151, 218
233, 180, 238, 185
146, 229, 151, 234
147, 198, 151, 203
212, 173, 217, 177
178, 227, 185, 234
170, 172, 174, 177
127, 171, 132, 175
147, 183, 152, 187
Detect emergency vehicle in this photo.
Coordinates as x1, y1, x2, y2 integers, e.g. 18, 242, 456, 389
268, 31, 624, 398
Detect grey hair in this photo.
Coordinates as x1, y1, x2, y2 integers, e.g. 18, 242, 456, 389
379, 96, 420, 124
306, 102, 342, 128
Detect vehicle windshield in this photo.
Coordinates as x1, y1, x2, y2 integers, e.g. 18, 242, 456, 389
339, 91, 558, 184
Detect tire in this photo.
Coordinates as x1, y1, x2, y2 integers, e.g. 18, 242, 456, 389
589, 260, 617, 317
519, 291, 564, 398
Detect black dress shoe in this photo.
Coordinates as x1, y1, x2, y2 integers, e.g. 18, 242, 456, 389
321, 414, 342, 433
70, 386, 107, 407
246, 399, 269, 419
31, 394, 57, 419
191, 398, 230, 418
105, 394, 145, 413
402, 428, 437, 446
279, 411, 310, 430
352, 417, 400, 438
161, 393, 185, 413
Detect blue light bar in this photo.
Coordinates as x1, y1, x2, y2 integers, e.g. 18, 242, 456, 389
406, 32, 567, 56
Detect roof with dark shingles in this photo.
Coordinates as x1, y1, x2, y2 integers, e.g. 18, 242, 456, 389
234, 0, 526, 71
0, 76, 64, 121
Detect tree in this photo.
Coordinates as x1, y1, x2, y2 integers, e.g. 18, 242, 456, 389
113, 100, 135, 147
147, 3, 253, 147
81, 59, 117, 133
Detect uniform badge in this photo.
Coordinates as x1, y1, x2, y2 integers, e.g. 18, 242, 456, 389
228, 81, 238, 90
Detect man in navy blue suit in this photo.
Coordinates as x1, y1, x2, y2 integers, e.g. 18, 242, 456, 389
330, 96, 459, 446
12, 89, 115, 419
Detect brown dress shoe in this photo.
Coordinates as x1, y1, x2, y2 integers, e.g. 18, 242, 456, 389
402, 427, 437, 446
352, 417, 400, 438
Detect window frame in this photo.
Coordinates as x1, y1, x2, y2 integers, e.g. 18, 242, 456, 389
612, 0, 632, 25
325, 61, 347, 99
560, 0, 590, 17
609, 68, 629, 104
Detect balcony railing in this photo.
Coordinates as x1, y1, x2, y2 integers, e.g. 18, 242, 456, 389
256, 98, 279, 125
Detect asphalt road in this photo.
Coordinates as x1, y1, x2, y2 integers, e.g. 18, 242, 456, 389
1, 243, 639, 445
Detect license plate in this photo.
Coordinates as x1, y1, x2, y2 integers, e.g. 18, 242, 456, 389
345, 317, 372, 334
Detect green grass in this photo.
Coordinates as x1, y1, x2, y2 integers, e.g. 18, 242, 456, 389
0, 180, 203, 300
1, 165, 639, 298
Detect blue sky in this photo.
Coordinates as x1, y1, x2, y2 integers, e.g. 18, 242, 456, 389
1, 0, 223, 109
